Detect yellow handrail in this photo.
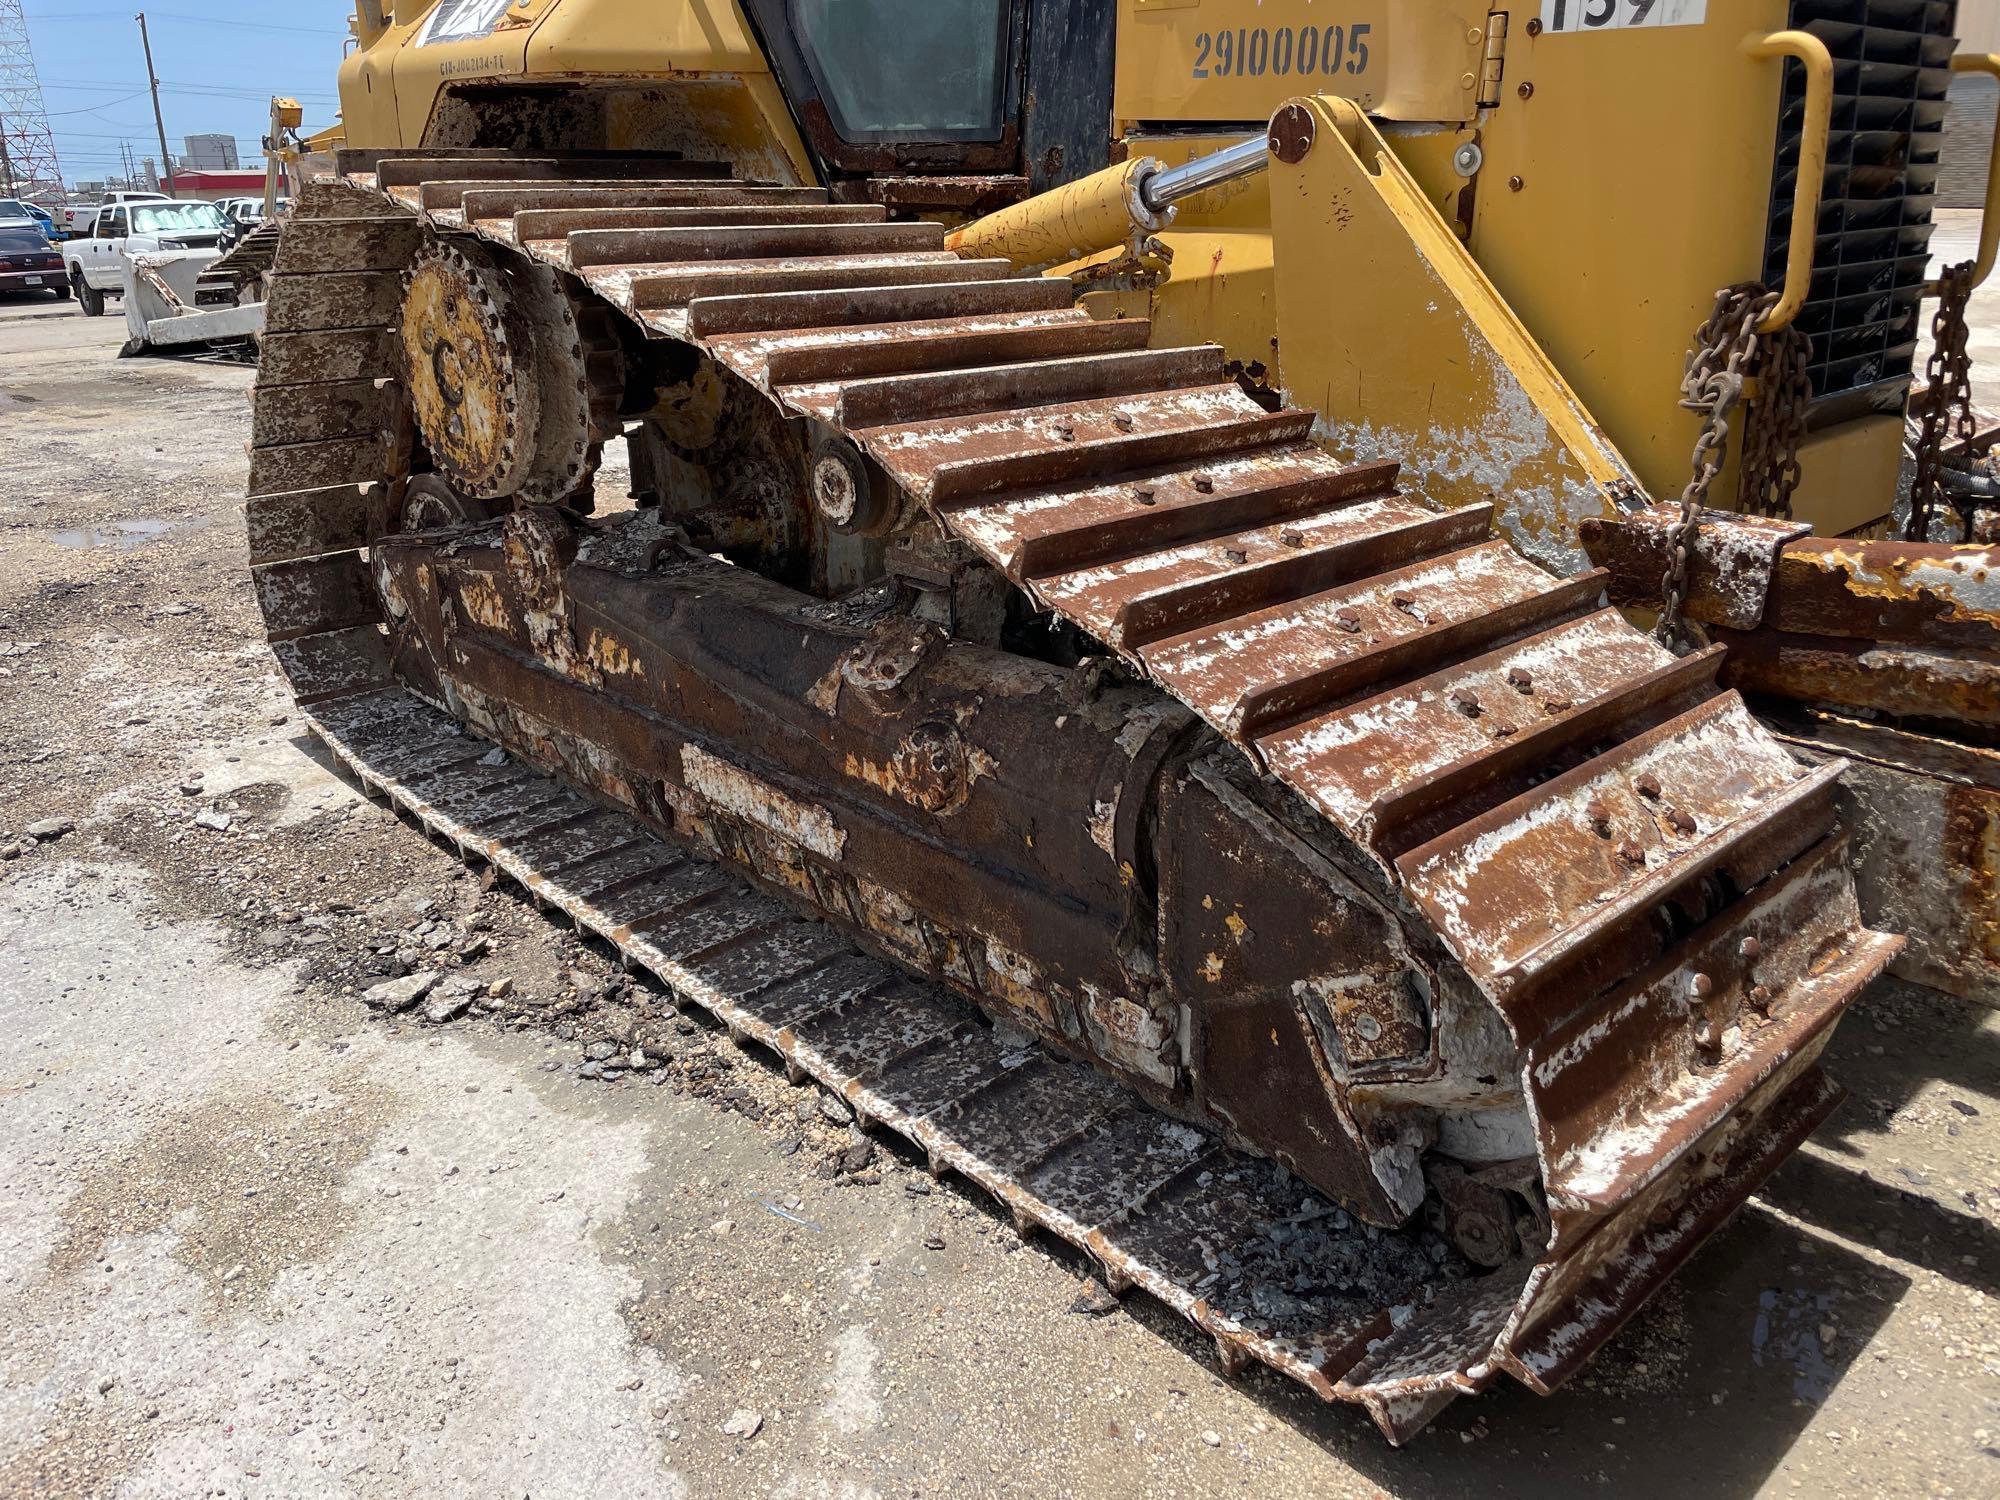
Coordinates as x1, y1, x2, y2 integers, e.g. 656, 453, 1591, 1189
1944, 52, 2000, 292
1742, 30, 1835, 333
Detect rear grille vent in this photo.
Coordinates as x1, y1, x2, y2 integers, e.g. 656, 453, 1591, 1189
1764, 0, 1958, 404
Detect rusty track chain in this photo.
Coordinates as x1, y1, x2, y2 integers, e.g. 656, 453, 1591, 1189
231, 160, 1908, 1442
1906, 259, 1976, 543
1660, 284, 1811, 646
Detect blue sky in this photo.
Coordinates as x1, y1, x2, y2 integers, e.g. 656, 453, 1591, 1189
20, 4, 357, 189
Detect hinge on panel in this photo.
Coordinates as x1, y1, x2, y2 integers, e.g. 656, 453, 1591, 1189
1479, 11, 1510, 108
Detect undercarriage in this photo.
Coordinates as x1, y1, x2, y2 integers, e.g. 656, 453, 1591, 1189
238, 153, 1902, 1441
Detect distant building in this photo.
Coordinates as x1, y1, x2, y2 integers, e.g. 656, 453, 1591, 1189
181, 134, 240, 172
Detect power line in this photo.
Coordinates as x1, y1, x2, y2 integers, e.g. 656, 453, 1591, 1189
43, 88, 143, 114
43, 78, 337, 102
25, 9, 341, 36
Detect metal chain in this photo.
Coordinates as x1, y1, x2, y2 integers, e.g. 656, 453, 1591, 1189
1907, 260, 1976, 542
1739, 306, 1814, 522
1660, 283, 1809, 645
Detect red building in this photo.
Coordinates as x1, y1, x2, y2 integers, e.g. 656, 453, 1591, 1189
165, 169, 268, 202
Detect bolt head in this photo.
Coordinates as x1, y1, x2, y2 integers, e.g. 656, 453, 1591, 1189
1693, 1017, 1723, 1058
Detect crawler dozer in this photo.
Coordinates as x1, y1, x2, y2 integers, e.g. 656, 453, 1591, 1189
235, 0, 2000, 1440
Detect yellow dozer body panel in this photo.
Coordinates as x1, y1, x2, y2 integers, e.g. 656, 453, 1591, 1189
331, 0, 1985, 539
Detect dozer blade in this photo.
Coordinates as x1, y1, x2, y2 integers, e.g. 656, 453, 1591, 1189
236, 157, 1904, 1440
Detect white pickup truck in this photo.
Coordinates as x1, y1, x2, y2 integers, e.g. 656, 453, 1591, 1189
64, 199, 228, 316
59, 191, 168, 239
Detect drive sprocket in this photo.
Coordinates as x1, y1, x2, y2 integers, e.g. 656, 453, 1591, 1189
399, 239, 623, 507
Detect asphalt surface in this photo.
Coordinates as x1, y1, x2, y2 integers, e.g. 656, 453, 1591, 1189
0, 251, 1996, 1499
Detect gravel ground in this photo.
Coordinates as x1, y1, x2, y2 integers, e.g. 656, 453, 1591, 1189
0, 264, 1997, 1499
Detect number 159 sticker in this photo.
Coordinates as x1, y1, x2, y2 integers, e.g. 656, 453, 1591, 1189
1539, 0, 1708, 31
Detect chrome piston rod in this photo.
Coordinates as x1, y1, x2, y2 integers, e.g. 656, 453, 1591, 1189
1138, 134, 1270, 213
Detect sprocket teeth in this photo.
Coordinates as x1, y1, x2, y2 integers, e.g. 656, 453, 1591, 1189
396, 228, 627, 511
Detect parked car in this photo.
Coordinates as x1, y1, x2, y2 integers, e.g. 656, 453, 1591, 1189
216, 194, 291, 253
0, 226, 69, 300
0, 199, 59, 242
64, 199, 229, 316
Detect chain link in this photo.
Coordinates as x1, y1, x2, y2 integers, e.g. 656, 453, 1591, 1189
1659, 283, 1812, 646
1739, 305, 1814, 522
1906, 259, 1975, 543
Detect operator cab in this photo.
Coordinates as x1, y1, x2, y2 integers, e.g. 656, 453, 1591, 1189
742, 0, 1118, 210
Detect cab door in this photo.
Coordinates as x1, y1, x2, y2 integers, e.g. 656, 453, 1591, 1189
87, 208, 127, 285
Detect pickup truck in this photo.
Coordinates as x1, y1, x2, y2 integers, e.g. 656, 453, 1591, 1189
60, 191, 169, 238
64, 199, 229, 316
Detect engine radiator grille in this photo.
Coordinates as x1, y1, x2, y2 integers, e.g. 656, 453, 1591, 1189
1763, 0, 1959, 405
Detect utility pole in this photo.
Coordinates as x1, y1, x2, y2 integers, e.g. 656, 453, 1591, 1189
135, 12, 174, 196
0, 112, 14, 197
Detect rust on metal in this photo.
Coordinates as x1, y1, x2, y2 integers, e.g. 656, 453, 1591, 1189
1582, 504, 1999, 1009
1582, 504, 2000, 646
1720, 631, 2000, 727
231, 152, 1911, 1441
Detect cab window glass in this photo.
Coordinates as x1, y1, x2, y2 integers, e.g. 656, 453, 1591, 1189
791, 0, 1011, 139
132, 203, 223, 235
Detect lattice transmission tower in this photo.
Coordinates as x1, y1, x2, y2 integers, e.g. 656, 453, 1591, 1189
0, 0, 64, 198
